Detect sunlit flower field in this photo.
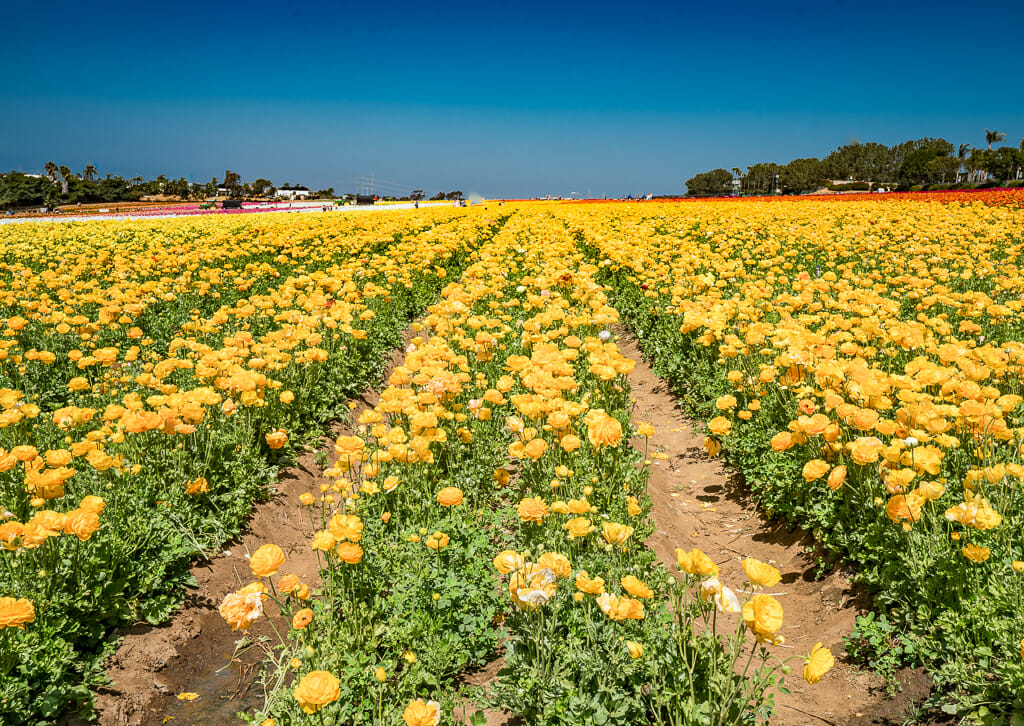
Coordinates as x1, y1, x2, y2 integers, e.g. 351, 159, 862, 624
2, 192, 1022, 724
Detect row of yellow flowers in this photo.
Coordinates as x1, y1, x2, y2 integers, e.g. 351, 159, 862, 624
227, 206, 834, 725
0, 207, 505, 722
572, 198, 1024, 715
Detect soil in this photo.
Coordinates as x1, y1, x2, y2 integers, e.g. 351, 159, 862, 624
617, 328, 941, 726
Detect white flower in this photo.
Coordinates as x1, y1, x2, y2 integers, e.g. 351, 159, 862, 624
598, 330, 611, 341
516, 285, 526, 293
904, 437, 919, 447
518, 588, 551, 607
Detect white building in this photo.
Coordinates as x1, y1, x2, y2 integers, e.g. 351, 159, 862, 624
275, 185, 313, 200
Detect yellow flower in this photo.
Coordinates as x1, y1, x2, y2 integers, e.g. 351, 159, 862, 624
675, 548, 719, 577
602, 522, 634, 546
403, 699, 441, 726
802, 642, 835, 684
265, 429, 288, 449
292, 670, 340, 714
626, 640, 644, 659
742, 594, 784, 642
0, 597, 35, 628
374, 667, 387, 682
620, 575, 653, 599
742, 558, 781, 587
961, 544, 991, 563
596, 592, 645, 620
575, 571, 605, 595
425, 531, 450, 550
493, 550, 524, 574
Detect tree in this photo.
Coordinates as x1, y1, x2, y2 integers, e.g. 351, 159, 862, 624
429, 191, 446, 201
894, 139, 954, 186
445, 190, 464, 200
223, 170, 241, 196
57, 165, 73, 195
44, 161, 58, 182
249, 178, 274, 197
0, 172, 60, 209
410, 189, 425, 201
925, 156, 960, 184
983, 147, 1023, 182
82, 164, 97, 182
316, 188, 335, 199
685, 168, 733, 197
984, 129, 1005, 150
779, 158, 825, 194
742, 163, 781, 195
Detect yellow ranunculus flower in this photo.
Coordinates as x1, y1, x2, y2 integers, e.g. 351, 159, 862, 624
292, 670, 340, 714
802, 641, 835, 684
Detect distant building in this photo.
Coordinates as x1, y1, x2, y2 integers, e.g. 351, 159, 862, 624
275, 185, 313, 200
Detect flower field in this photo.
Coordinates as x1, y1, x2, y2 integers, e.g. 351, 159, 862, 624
1, 193, 1023, 725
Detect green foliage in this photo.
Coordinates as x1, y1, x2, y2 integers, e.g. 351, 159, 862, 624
685, 168, 733, 197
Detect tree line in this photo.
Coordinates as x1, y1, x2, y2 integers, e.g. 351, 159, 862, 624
685, 130, 1024, 197
0, 165, 466, 211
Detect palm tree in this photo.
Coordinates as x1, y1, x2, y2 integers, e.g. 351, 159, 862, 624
984, 129, 1005, 150
57, 165, 72, 195
44, 161, 58, 181
82, 164, 97, 182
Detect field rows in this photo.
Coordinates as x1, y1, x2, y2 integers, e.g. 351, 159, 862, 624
2, 195, 1023, 725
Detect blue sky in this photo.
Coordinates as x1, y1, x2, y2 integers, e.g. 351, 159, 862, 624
3, 0, 1022, 198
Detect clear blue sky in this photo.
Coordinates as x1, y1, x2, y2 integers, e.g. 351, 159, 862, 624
3, 0, 1022, 198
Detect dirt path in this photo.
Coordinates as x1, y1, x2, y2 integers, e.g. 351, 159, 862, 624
74, 340, 415, 726
618, 329, 935, 726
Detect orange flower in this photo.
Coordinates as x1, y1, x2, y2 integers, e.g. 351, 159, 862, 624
620, 575, 653, 599
493, 550, 524, 574
328, 513, 364, 542
0, 597, 35, 628
436, 486, 464, 506
827, 465, 847, 491
292, 608, 314, 629
63, 509, 100, 541
250, 544, 286, 578
802, 459, 830, 482
219, 582, 267, 630
336, 541, 364, 564
517, 497, 550, 523
586, 411, 623, 449
961, 544, 991, 563
265, 429, 288, 449
575, 571, 605, 595
596, 592, 645, 620
708, 416, 732, 437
